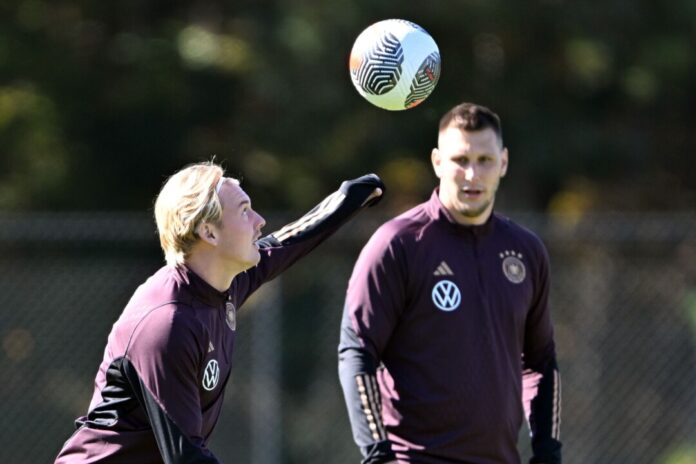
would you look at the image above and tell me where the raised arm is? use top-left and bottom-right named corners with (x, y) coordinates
top-left (233, 173), bottom-right (384, 305)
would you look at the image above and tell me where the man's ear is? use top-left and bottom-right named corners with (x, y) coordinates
top-left (196, 223), bottom-right (218, 245)
top-left (500, 147), bottom-right (509, 178)
top-left (431, 148), bottom-right (442, 178)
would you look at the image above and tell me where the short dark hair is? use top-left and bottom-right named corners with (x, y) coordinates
top-left (438, 102), bottom-right (503, 145)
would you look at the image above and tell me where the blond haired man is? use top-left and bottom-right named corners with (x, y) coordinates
top-left (55, 161), bottom-right (384, 463)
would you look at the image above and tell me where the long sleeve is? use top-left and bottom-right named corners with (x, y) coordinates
top-left (524, 361), bottom-right (562, 464)
top-left (338, 309), bottom-right (396, 464)
top-left (522, 240), bottom-right (562, 464)
top-left (122, 358), bottom-right (220, 463)
top-left (338, 222), bottom-right (406, 464)
top-left (122, 308), bottom-right (221, 464)
top-left (233, 173), bottom-right (384, 305)
top-left (56, 265), bottom-right (238, 464)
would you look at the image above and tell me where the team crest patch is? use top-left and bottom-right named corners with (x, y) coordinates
top-left (431, 280), bottom-right (461, 311)
top-left (202, 359), bottom-right (220, 391)
top-left (225, 301), bottom-right (237, 331)
top-left (500, 250), bottom-right (526, 284)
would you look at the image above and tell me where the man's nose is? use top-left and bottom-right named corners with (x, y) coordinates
top-left (464, 166), bottom-right (475, 182)
top-left (256, 212), bottom-right (266, 230)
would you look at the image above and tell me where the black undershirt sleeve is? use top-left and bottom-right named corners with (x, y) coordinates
top-left (237, 174), bottom-right (385, 303)
top-left (121, 358), bottom-right (220, 464)
top-left (526, 359), bottom-right (562, 464)
top-left (524, 241), bottom-right (562, 464)
top-left (338, 307), bottom-right (396, 464)
top-left (265, 173), bottom-right (385, 247)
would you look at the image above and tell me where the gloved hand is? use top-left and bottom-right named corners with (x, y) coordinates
top-left (530, 437), bottom-right (561, 464)
top-left (340, 173), bottom-right (385, 208)
top-left (360, 440), bottom-right (397, 464)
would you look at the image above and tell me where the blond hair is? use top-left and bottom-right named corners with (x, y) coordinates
top-left (154, 161), bottom-right (229, 266)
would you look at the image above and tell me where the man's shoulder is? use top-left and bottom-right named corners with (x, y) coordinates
top-left (126, 267), bottom-right (176, 307)
top-left (117, 300), bottom-right (205, 357)
top-left (120, 267), bottom-right (203, 331)
top-left (493, 213), bottom-right (548, 252)
top-left (375, 202), bottom-right (432, 241)
top-left (93, 266), bottom-right (208, 360)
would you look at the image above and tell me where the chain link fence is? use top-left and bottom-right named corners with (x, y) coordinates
top-left (1, 211), bottom-right (695, 464)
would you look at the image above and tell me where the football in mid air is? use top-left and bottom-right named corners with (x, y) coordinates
top-left (349, 19), bottom-right (441, 111)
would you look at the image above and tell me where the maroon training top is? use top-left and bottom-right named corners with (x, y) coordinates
top-left (339, 190), bottom-right (559, 463)
top-left (55, 174), bottom-right (384, 463)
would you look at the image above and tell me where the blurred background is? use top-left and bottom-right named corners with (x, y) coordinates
top-left (1, 1), bottom-right (695, 463)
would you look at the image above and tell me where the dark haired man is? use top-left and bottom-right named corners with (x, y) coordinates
top-left (339, 103), bottom-right (562, 463)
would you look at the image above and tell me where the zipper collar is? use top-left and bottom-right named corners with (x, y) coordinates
top-left (427, 188), bottom-right (495, 237)
top-left (174, 264), bottom-right (229, 308)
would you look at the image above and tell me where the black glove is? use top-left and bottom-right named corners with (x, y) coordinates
top-left (529, 438), bottom-right (562, 464)
top-left (361, 440), bottom-right (396, 464)
top-left (339, 173), bottom-right (385, 208)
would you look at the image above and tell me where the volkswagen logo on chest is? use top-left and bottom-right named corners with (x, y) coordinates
top-left (431, 280), bottom-right (461, 311)
top-left (202, 359), bottom-right (220, 391)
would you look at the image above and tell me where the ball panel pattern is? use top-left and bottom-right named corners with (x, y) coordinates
top-left (404, 52), bottom-right (441, 109)
top-left (352, 32), bottom-right (404, 96)
top-left (390, 19), bottom-right (426, 33)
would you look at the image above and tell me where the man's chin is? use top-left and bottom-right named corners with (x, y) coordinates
top-left (455, 202), bottom-right (493, 222)
top-left (240, 253), bottom-right (261, 270)
top-left (458, 204), bottom-right (488, 218)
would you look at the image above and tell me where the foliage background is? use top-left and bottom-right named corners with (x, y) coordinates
top-left (2, 0), bottom-right (694, 214)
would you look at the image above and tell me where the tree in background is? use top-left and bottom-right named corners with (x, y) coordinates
top-left (1, 0), bottom-right (694, 213)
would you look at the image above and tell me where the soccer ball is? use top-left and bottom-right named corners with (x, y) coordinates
top-left (349, 19), bottom-right (441, 111)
